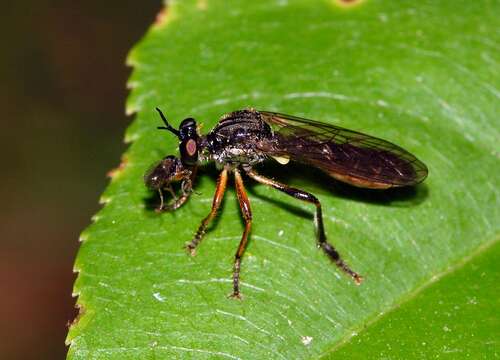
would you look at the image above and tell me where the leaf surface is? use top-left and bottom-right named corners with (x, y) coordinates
top-left (67, 1), bottom-right (499, 358)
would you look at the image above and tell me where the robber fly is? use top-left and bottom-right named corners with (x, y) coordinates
top-left (145, 108), bottom-right (428, 298)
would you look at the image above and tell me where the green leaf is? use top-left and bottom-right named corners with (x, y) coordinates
top-left (67, 0), bottom-right (499, 358)
top-left (329, 241), bottom-right (499, 359)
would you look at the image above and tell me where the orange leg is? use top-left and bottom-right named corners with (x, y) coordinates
top-left (186, 168), bottom-right (228, 255)
top-left (230, 168), bottom-right (252, 299)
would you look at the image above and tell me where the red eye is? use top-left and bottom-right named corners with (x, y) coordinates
top-left (186, 139), bottom-right (197, 156)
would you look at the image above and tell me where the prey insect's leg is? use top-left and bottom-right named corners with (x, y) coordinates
top-left (245, 168), bottom-right (362, 285)
top-left (231, 168), bottom-right (252, 299)
top-left (157, 185), bottom-right (177, 210)
top-left (165, 167), bottom-right (198, 211)
top-left (156, 185), bottom-right (178, 212)
top-left (157, 188), bottom-right (166, 211)
top-left (164, 188), bottom-right (188, 211)
top-left (186, 168), bottom-right (228, 255)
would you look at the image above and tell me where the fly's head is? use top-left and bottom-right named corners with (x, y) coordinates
top-left (146, 107), bottom-right (202, 211)
top-left (156, 107), bottom-right (200, 166)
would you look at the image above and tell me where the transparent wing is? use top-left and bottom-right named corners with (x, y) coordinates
top-left (258, 111), bottom-right (428, 188)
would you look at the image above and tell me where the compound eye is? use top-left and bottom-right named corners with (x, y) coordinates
top-left (185, 139), bottom-right (197, 156)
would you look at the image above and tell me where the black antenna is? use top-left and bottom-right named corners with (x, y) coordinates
top-left (156, 107), bottom-right (180, 137)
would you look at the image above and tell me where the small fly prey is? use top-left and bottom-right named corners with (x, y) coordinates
top-left (145, 108), bottom-right (428, 298)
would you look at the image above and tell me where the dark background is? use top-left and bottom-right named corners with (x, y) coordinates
top-left (0, 1), bottom-right (161, 358)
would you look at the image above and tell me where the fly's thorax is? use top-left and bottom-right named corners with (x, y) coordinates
top-left (205, 109), bottom-right (273, 166)
top-left (208, 128), bottom-right (271, 167)
top-left (212, 145), bottom-right (268, 168)
top-left (211, 110), bottom-right (273, 143)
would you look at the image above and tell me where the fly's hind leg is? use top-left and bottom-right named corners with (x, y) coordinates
top-left (230, 168), bottom-right (252, 299)
top-left (186, 168), bottom-right (228, 255)
top-left (245, 167), bottom-right (362, 285)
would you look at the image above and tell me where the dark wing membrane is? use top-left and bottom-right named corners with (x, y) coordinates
top-left (258, 111), bottom-right (428, 188)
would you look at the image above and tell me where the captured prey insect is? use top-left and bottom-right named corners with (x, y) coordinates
top-left (145, 108), bottom-right (428, 298)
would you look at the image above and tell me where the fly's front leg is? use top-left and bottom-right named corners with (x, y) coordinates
top-left (245, 168), bottom-right (362, 285)
top-left (186, 168), bottom-right (228, 255)
top-left (230, 168), bottom-right (252, 299)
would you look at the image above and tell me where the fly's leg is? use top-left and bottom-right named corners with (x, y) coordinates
top-left (186, 168), bottom-right (228, 255)
top-left (230, 168), bottom-right (252, 299)
top-left (245, 168), bottom-right (363, 285)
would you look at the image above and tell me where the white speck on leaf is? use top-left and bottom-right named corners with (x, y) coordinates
top-left (153, 292), bottom-right (165, 302)
top-left (301, 336), bottom-right (313, 346)
top-left (467, 297), bottom-right (478, 305)
top-left (377, 99), bottom-right (388, 107)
